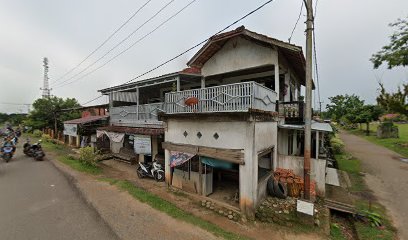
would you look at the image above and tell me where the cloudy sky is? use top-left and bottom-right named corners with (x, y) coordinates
top-left (0, 0), bottom-right (407, 113)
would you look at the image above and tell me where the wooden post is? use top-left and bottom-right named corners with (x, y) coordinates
top-left (201, 77), bottom-right (205, 89)
top-left (176, 76), bottom-right (180, 91)
top-left (316, 131), bottom-right (319, 160)
top-left (198, 156), bottom-right (203, 195)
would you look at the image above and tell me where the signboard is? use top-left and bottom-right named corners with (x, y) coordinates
top-left (63, 124), bottom-right (78, 137)
top-left (296, 200), bottom-right (314, 216)
top-left (133, 135), bottom-right (151, 155)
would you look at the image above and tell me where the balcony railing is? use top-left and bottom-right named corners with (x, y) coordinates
top-left (278, 101), bottom-right (305, 123)
top-left (165, 81), bottom-right (277, 114)
top-left (110, 103), bottom-right (165, 126)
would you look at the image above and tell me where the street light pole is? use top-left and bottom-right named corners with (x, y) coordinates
top-left (304, 0), bottom-right (314, 200)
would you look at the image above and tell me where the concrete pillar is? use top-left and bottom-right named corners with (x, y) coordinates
top-left (239, 121), bottom-right (257, 219)
top-left (164, 149), bottom-right (171, 187)
top-left (76, 135), bottom-right (80, 147)
top-left (176, 76), bottom-right (180, 92)
top-left (201, 77), bottom-right (205, 88)
top-left (284, 71), bottom-right (291, 102)
top-left (136, 87), bottom-right (139, 120)
top-left (316, 131), bottom-right (319, 160)
top-left (274, 64), bottom-right (279, 100)
top-left (68, 136), bottom-right (72, 146)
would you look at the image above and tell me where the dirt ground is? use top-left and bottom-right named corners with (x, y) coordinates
top-left (100, 160), bottom-right (325, 240)
top-left (340, 131), bottom-right (408, 240)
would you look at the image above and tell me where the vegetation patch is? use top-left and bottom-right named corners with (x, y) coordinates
top-left (99, 178), bottom-right (249, 240)
top-left (58, 155), bottom-right (102, 175)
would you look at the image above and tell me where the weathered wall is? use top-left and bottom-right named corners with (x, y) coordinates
top-left (201, 37), bottom-right (278, 77)
top-left (277, 155), bottom-right (326, 196)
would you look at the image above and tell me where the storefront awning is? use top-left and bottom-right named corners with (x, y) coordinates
top-left (97, 126), bottom-right (164, 136)
top-left (201, 156), bottom-right (235, 169)
top-left (278, 121), bottom-right (333, 132)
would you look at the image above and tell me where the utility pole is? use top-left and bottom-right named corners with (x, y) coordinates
top-left (304, 0), bottom-right (314, 200)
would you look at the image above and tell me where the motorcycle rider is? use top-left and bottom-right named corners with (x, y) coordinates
top-left (2, 136), bottom-right (16, 154)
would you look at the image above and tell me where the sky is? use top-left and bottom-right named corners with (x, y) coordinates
top-left (0, 0), bottom-right (407, 113)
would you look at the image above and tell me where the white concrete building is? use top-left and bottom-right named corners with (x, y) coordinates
top-left (98, 26), bottom-right (332, 218)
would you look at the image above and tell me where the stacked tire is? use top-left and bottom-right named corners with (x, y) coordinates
top-left (267, 177), bottom-right (287, 199)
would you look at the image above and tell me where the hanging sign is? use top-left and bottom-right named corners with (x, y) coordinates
top-left (134, 135), bottom-right (151, 155)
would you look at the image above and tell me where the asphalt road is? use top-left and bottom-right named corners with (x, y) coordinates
top-left (0, 145), bottom-right (118, 240)
top-left (340, 132), bottom-right (408, 240)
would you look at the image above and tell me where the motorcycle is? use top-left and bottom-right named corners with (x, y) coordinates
top-left (23, 140), bottom-right (45, 161)
top-left (1, 146), bottom-right (14, 162)
top-left (136, 160), bottom-right (165, 182)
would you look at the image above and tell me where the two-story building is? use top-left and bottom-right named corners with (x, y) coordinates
top-left (97, 26), bottom-right (332, 217)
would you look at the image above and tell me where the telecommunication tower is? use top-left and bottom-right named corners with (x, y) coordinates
top-left (41, 57), bottom-right (52, 98)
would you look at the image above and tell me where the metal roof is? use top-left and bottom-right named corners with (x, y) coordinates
top-left (63, 115), bottom-right (108, 125)
top-left (187, 26), bottom-right (308, 87)
top-left (98, 71), bottom-right (201, 94)
top-left (279, 121), bottom-right (333, 132)
top-left (97, 126), bottom-right (164, 136)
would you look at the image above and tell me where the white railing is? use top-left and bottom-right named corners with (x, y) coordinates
top-left (165, 81), bottom-right (277, 114)
top-left (110, 103), bottom-right (165, 125)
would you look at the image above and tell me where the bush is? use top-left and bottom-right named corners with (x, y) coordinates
top-left (33, 129), bottom-right (43, 138)
top-left (79, 147), bottom-right (99, 167)
top-left (330, 136), bottom-right (345, 154)
top-left (41, 134), bottom-right (52, 143)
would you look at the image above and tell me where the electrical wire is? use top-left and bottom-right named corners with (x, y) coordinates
top-left (55, 0), bottom-right (196, 89)
top-left (80, 0), bottom-right (275, 105)
top-left (52, 0), bottom-right (152, 86)
top-left (52, 0), bottom-right (176, 88)
top-left (312, 0), bottom-right (321, 110)
top-left (288, 0), bottom-right (303, 43)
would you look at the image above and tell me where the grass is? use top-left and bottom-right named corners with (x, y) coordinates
top-left (99, 178), bottom-right (250, 240)
top-left (350, 123), bottom-right (408, 158)
top-left (58, 155), bottom-right (102, 175)
top-left (334, 151), bottom-right (397, 240)
top-left (330, 223), bottom-right (347, 240)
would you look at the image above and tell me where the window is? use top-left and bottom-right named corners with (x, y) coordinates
top-left (258, 147), bottom-right (274, 181)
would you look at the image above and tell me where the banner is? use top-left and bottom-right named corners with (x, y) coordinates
top-left (134, 135), bottom-right (151, 155)
top-left (170, 151), bottom-right (195, 167)
top-left (63, 124), bottom-right (78, 137)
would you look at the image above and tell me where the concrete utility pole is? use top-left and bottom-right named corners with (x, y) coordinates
top-left (304, 0), bottom-right (314, 200)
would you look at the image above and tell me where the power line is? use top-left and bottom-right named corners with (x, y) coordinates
top-left (53, 0), bottom-right (176, 89)
top-left (288, 0), bottom-right (303, 43)
top-left (55, 0), bottom-right (195, 89)
top-left (81, 0), bottom-right (275, 105)
top-left (312, 2), bottom-right (321, 108)
top-left (51, 0), bottom-right (153, 86)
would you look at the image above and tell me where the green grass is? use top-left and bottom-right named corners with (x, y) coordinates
top-left (99, 178), bottom-right (250, 240)
top-left (354, 200), bottom-right (396, 240)
top-left (351, 123), bottom-right (408, 158)
top-left (330, 223), bottom-right (347, 240)
top-left (58, 155), bottom-right (102, 175)
top-left (335, 153), bottom-right (365, 192)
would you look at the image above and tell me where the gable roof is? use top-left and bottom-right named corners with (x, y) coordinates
top-left (187, 26), bottom-right (307, 86)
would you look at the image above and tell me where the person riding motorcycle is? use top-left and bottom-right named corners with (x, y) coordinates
top-left (2, 137), bottom-right (16, 154)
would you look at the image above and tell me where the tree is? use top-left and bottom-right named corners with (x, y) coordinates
top-left (354, 105), bottom-right (384, 135)
top-left (371, 17), bottom-right (408, 69)
top-left (376, 83), bottom-right (408, 116)
top-left (326, 94), bottom-right (365, 122)
top-left (25, 97), bottom-right (81, 132)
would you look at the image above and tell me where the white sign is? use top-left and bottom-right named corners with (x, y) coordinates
top-left (133, 135), bottom-right (151, 155)
top-left (296, 200), bottom-right (314, 216)
top-left (63, 124), bottom-right (78, 137)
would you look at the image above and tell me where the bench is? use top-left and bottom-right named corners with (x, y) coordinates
top-left (112, 147), bottom-right (138, 165)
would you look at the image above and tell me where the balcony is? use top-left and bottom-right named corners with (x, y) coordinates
top-left (278, 101), bottom-right (305, 123)
top-left (165, 81), bottom-right (277, 114)
top-left (110, 103), bottom-right (165, 127)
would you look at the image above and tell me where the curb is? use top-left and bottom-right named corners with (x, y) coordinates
top-left (48, 158), bottom-right (121, 240)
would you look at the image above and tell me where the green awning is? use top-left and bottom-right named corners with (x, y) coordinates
top-left (201, 156), bottom-right (235, 169)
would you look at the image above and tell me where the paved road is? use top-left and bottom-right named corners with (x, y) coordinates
top-left (340, 132), bottom-right (408, 240)
top-left (0, 146), bottom-right (118, 240)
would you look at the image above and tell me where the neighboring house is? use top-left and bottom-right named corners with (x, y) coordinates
top-left (97, 26), bottom-right (332, 218)
top-left (62, 104), bottom-right (108, 147)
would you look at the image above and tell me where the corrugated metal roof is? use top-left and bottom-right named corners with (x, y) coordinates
top-left (97, 126), bottom-right (164, 136)
top-left (63, 115), bottom-right (108, 125)
top-left (279, 121), bottom-right (333, 132)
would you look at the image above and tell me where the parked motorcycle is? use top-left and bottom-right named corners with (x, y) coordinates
top-left (23, 139), bottom-right (45, 161)
top-left (1, 146), bottom-right (14, 162)
top-left (136, 160), bottom-right (165, 181)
